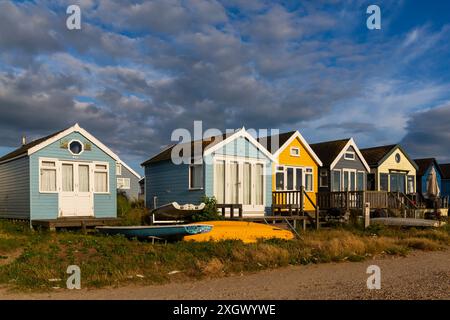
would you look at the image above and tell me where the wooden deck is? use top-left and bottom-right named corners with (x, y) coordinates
top-left (32, 217), bottom-right (121, 230)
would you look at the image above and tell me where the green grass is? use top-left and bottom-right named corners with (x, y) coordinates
top-left (0, 219), bottom-right (448, 291)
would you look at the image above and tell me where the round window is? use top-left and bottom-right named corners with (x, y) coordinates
top-left (69, 140), bottom-right (83, 155)
top-left (395, 153), bottom-right (401, 163)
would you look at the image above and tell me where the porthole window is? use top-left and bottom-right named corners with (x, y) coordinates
top-left (395, 153), bottom-right (401, 163)
top-left (69, 140), bottom-right (83, 155)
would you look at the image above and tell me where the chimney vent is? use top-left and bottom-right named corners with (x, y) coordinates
top-left (22, 135), bottom-right (26, 146)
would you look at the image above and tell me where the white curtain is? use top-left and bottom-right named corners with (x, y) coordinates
top-left (227, 162), bottom-right (239, 204)
top-left (41, 169), bottom-right (56, 192)
top-left (78, 165), bottom-right (90, 192)
top-left (255, 164), bottom-right (263, 205)
top-left (243, 163), bottom-right (251, 205)
top-left (62, 164), bottom-right (74, 192)
top-left (214, 161), bottom-right (225, 204)
top-left (95, 172), bottom-right (108, 193)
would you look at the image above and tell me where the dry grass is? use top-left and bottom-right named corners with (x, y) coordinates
top-left (0, 220), bottom-right (448, 290)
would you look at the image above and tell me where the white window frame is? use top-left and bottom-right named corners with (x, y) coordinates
top-left (68, 139), bottom-right (84, 156)
top-left (117, 177), bottom-right (131, 190)
top-left (39, 158), bottom-right (59, 194)
top-left (93, 161), bottom-right (110, 194)
top-left (116, 163), bottom-right (122, 176)
top-left (319, 169), bottom-right (329, 188)
top-left (290, 147), bottom-right (300, 157)
top-left (189, 164), bottom-right (204, 190)
top-left (277, 165), bottom-right (314, 192)
top-left (342, 168), bottom-right (357, 191)
top-left (304, 168), bottom-right (314, 192)
top-left (344, 151), bottom-right (356, 161)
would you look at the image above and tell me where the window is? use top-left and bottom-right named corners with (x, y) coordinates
top-left (357, 172), bottom-right (365, 191)
top-left (305, 168), bottom-right (313, 192)
top-left (319, 169), bottom-right (328, 187)
top-left (68, 140), bottom-right (83, 155)
top-left (332, 170), bottom-right (341, 192)
top-left (286, 168), bottom-right (294, 190)
top-left (275, 166), bottom-right (284, 191)
top-left (94, 163), bottom-right (109, 193)
top-left (380, 173), bottom-right (389, 191)
top-left (407, 175), bottom-right (415, 194)
top-left (40, 160), bottom-right (57, 192)
top-left (390, 173), bottom-right (406, 193)
top-left (290, 147), bottom-right (300, 157)
top-left (117, 178), bottom-right (131, 190)
top-left (116, 163), bottom-right (122, 176)
top-left (189, 165), bottom-right (203, 189)
top-left (344, 151), bottom-right (356, 160)
top-left (395, 153), bottom-right (401, 163)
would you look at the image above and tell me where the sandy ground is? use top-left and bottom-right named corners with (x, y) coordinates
top-left (0, 249), bottom-right (449, 300)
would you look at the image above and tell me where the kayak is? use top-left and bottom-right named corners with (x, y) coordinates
top-left (152, 202), bottom-right (206, 220)
top-left (96, 224), bottom-right (213, 240)
top-left (184, 221), bottom-right (294, 243)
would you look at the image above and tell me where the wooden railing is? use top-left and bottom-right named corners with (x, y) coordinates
top-left (272, 187), bottom-right (320, 229)
top-left (317, 191), bottom-right (390, 210)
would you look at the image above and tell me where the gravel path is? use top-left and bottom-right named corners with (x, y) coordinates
top-left (1, 249), bottom-right (449, 300)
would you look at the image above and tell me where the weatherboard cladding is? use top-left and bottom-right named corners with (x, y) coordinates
top-left (144, 136), bottom-right (272, 211)
top-left (0, 156), bottom-right (30, 219)
top-left (118, 164), bottom-right (140, 200)
top-left (29, 131), bottom-right (117, 220)
top-left (311, 140), bottom-right (368, 192)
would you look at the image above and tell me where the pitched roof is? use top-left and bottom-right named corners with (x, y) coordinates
top-left (257, 131), bottom-right (296, 154)
top-left (141, 132), bottom-right (235, 166)
top-left (360, 144), bottom-right (397, 166)
top-left (310, 138), bottom-right (351, 167)
top-left (439, 164), bottom-right (450, 179)
top-left (413, 158), bottom-right (441, 177)
top-left (0, 128), bottom-right (67, 163)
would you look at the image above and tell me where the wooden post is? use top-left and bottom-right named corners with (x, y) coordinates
top-left (315, 205), bottom-right (320, 230)
top-left (364, 202), bottom-right (371, 229)
top-left (300, 186), bottom-right (305, 215)
top-left (230, 205), bottom-right (234, 219)
top-left (239, 205), bottom-right (243, 219)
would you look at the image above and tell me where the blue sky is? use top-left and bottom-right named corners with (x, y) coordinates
top-left (1, 0), bottom-right (450, 174)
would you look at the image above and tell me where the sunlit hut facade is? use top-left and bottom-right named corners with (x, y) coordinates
top-left (259, 131), bottom-right (322, 211)
top-left (360, 144), bottom-right (418, 194)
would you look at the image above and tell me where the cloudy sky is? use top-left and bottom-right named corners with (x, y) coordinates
top-left (1, 0), bottom-right (450, 173)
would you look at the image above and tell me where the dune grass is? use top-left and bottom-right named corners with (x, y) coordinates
top-left (0, 220), bottom-right (448, 291)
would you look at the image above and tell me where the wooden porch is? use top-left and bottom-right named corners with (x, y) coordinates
top-left (271, 187), bottom-right (321, 229)
top-left (32, 217), bottom-right (121, 231)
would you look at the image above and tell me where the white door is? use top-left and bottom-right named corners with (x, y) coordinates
top-left (215, 158), bottom-right (266, 213)
top-left (59, 162), bottom-right (94, 217)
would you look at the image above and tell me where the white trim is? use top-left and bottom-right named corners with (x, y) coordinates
top-left (272, 131), bottom-right (323, 166)
top-left (329, 138), bottom-right (371, 172)
top-left (28, 123), bottom-right (121, 162)
top-left (93, 161), bottom-right (110, 194)
top-left (203, 128), bottom-right (276, 163)
top-left (68, 139), bottom-right (84, 156)
top-left (290, 147), bottom-right (300, 157)
top-left (39, 157), bottom-right (59, 194)
top-left (116, 163), bottom-right (122, 176)
top-left (275, 165), bottom-right (314, 192)
top-left (117, 177), bottom-right (131, 190)
top-left (344, 151), bottom-right (355, 161)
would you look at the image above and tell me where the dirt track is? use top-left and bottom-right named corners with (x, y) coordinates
top-left (1, 249), bottom-right (449, 300)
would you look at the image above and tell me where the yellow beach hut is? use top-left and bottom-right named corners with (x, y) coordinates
top-left (259, 131), bottom-right (323, 213)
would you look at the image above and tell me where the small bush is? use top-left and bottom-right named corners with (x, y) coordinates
top-left (191, 196), bottom-right (223, 222)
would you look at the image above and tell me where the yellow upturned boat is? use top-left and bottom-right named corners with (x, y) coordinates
top-left (183, 221), bottom-right (294, 243)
